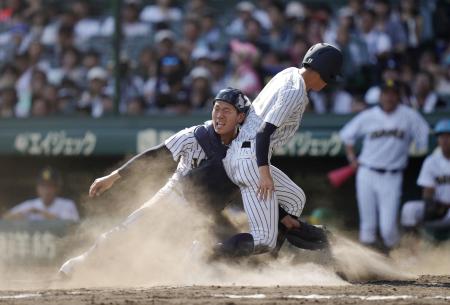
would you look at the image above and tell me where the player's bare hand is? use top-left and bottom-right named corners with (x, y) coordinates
top-left (89, 171), bottom-right (121, 198)
top-left (258, 165), bottom-right (274, 201)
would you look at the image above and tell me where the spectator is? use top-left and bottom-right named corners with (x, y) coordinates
top-left (188, 66), bottom-right (213, 110)
top-left (410, 70), bottom-right (446, 113)
top-left (154, 29), bottom-right (176, 58)
top-left (30, 95), bottom-right (50, 116)
top-left (243, 17), bottom-right (271, 55)
top-left (357, 8), bottom-right (392, 64)
top-left (197, 9), bottom-right (222, 50)
top-left (77, 66), bottom-right (111, 117)
top-left (56, 87), bottom-right (78, 114)
top-left (3, 167), bottom-right (79, 222)
top-left (228, 39), bottom-right (261, 99)
top-left (401, 119), bottom-right (450, 238)
top-left (47, 46), bottom-right (83, 86)
top-left (399, 0), bottom-right (424, 48)
top-left (209, 52), bottom-right (231, 95)
top-left (340, 79), bottom-right (429, 254)
top-left (100, 1), bottom-right (150, 38)
top-left (373, 0), bottom-right (408, 53)
top-left (0, 86), bottom-right (18, 118)
top-left (126, 96), bottom-right (146, 115)
top-left (71, 0), bottom-right (101, 47)
top-left (226, 1), bottom-right (255, 38)
top-left (139, 0), bottom-right (182, 25)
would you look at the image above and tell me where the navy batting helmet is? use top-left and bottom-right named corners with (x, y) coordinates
top-left (214, 88), bottom-right (251, 115)
top-left (301, 43), bottom-right (343, 84)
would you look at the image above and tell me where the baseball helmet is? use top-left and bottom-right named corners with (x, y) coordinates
top-left (214, 87), bottom-right (251, 115)
top-left (301, 43), bottom-right (343, 84)
top-left (434, 119), bottom-right (450, 135)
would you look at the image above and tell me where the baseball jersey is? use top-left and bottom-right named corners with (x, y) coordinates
top-left (238, 67), bottom-right (309, 147)
top-left (164, 125), bottom-right (207, 177)
top-left (417, 149), bottom-right (450, 204)
top-left (9, 197), bottom-right (79, 221)
top-left (340, 104), bottom-right (429, 170)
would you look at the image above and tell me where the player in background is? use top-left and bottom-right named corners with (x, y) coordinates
top-left (401, 119), bottom-right (450, 235)
top-left (3, 167), bottom-right (79, 222)
top-left (340, 79), bottom-right (430, 254)
top-left (218, 43), bottom-right (343, 256)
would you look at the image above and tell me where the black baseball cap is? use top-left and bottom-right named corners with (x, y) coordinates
top-left (37, 167), bottom-right (62, 186)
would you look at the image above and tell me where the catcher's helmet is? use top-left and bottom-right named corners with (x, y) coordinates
top-left (434, 119), bottom-right (450, 135)
top-left (301, 43), bottom-right (343, 84)
top-left (214, 88), bottom-right (251, 115)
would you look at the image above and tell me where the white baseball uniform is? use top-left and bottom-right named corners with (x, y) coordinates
top-left (401, 149), bottom-right (450, 229)
top-left (223, 67), bottom-right (308, 251)
top-left (8, 197), bottom-right (79, 221)
top-left (340, 104), bottom-right (429, 247)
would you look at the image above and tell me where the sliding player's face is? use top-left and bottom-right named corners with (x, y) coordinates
top-left (212, 101), bottom-right (245, 135)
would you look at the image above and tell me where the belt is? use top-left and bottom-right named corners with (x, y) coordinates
top-left (241, 141), bottom-right (251, 148)
top-left (363, 165), bottom-right (403, 174)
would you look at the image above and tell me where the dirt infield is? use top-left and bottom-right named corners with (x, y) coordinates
top-left (0, 275), bottom-right (448, 305)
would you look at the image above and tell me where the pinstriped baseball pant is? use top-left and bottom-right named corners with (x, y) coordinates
top-left (223, 139), bottom-right (306, 252)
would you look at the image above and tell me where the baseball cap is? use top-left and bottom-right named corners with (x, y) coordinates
top-left (37, 167), bottom-right (62, 186)
top-left (236, 1), bottom-right (255, 12)
top-left (380, 79), bottom-right (400, 93)
top-left (190, 66), bottom-right (211, 80)
top-left (87, 67), bottom-right (108, 81)
top-left (154, 29), bottom-right (175, 44)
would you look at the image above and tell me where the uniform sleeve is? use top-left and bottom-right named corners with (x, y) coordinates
top-left (417, 156), bottom-right (435, 188)
top-left (339, 112), bottom-right (366, 145)
top-left (264, 82), bottom-right (306, 127)
top-left (9, 201), bottom-right (33, 214)
top-left (410, 110), bottom-right (430, 153)
top-left (164, 127), bottom-right (196, 162)
top-left (59, 200), bottom-right (80, 221)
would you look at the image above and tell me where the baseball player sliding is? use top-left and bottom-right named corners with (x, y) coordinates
top-left (340, 80), bottom-right (429, 254)
top-left (217, 43), bottom-right (343, 257)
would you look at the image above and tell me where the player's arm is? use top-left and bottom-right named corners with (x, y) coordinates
top-left (344, 144), bottom-right (359, 169)
top-left (89, 143), bottom-right (174, 197)
top-left (256, 122), bottom-right (277, 201)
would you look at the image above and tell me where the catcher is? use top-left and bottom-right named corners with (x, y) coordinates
top-left (59, 88), bottom-right (329, 277)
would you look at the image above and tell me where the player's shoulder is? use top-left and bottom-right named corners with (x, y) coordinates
top-left (16, 198), bottom-right (38, 208)
top-left (425, 148), bottom-right (444, 165)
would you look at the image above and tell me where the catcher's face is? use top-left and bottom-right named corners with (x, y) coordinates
top-left (212, 101), bottom-right (244, 136)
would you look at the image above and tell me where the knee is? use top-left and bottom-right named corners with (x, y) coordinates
top-left (401, 202), bottom-right (422, 227)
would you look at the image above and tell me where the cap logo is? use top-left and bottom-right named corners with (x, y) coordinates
top-left (305, 57), bottom-right (313, 64)
top-left (42, 170), bottom-right (51, 180)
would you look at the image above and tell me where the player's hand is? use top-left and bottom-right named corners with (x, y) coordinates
top-left (89, 170), bottom-right (121, 198)
top-left (349, 159), bottom-right (359, 169)
top-left (258, 165), bottom-right (274, 201)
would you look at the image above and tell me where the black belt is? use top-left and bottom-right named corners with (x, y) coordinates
top-left (241, 141), bottom-right (251, 148)
top-left (363, 165), bottom-right (403, 174)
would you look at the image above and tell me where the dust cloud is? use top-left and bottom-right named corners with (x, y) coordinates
top-left (1, 164), bottom-right (449, 289)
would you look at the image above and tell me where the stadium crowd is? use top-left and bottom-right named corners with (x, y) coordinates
top-left (0, 0), bottom-right (449, 117)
